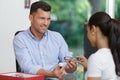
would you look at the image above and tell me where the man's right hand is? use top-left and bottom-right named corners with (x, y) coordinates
top-left (52, 66), bottom-right (67, 79)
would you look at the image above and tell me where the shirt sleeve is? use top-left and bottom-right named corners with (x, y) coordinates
top-left (13, 35), bottom-right (42, 74)
top-left (57, 33), bottom-right (71, 62)
top-left (87, 54), bottom-right (102, 77)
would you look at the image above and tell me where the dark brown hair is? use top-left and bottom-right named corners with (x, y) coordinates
top-left (30, 1), bottom-right (51, 14)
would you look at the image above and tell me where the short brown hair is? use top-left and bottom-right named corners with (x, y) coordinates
top-left (30, 1), bottom-right (51, 14)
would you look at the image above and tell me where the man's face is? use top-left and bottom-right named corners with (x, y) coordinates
top-left (30, 8), bottom-right (51, 35)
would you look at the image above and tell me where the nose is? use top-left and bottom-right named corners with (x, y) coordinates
top-left (43, 19), bottom-right (48, 26)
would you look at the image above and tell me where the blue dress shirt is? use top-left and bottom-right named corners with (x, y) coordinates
top-left (13, 28), bottom-right (71, 80)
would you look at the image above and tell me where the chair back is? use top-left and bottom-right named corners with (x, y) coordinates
top-left (14, 30), bottom-right (24, 72)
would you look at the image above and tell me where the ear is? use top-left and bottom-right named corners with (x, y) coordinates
top-left (29, 14), bottom-right (33, 21)
top-left (91, 25), bottom-right (97, 35)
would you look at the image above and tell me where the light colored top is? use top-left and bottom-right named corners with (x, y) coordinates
top-left (86, 48), bottom-right (118, 80)
top-left (13, 28), bottom-right (70, 80)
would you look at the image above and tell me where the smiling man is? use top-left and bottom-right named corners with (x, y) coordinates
top-left (13, 1), bottom-right (77, 80)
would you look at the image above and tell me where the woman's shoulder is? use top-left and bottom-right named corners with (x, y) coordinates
top-left (89, 48), bottom-right (111, 59)
top-left (88, 48), bottom-right (113, 67)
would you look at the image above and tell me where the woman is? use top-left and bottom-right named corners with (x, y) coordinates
top-left (77, 12), bottom-right (120, 80)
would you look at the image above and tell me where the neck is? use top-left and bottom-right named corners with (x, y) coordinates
top-left (30, 27), bottom-right (44, 39)
top-left (97, 36), bottom-right (109, 49)
top-left (36, 33), bottom-right (44, 39)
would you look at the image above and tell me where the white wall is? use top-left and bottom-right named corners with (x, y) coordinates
top-left (0, 0), bottom-right (37, 73)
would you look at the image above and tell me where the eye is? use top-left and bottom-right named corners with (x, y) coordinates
top-left (47, 18), bottom-right (51, 21)
top-left (39, 17), bottom-right (44, 20)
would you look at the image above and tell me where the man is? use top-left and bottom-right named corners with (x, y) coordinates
top-left (13, 1), bottom-right (77, 80)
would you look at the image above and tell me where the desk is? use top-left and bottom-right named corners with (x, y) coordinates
top-left (0, 72), bottom-right (44, 80)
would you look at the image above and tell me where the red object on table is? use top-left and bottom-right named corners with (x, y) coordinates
top-left (0, 72), bottom-right (44, 80)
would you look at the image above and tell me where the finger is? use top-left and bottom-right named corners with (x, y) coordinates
top-left (54, 65), bottom-right (59, 70)
top-left (76, 56), bottom-right (84, 60)
top-left (65, 64), bottom-right (70, 69)
top-left (61, 72), bottom-right (66, 79)
top-left (77, 61), bottom-right (84, 65)
top-left (67, 61), bottom-right (76, 69)
top-left (67, 62), bottom-right (73, 69)
top-left (59, 69), bottom-right (66, 79)
top-left (65, 60), bottom-right (72, 68)
top-left (77, 60), bottom-right (87, 68)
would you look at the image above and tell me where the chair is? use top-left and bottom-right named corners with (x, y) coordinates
top-left (14, 30), bottom-right (24, 72)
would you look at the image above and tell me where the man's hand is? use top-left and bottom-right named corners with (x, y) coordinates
top-left (37, 66), bottom-right (66, 79)
top-left (65, 59), bottom-right (77, 73)
top-left (52, 66), bottom-right (67, 79)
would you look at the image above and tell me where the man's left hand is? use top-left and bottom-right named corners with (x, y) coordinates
top-left (65, 59), bottom-right (77, 73)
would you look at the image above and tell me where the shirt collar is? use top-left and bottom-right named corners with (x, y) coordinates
top-left (27, 28), bottom-right (48, 40)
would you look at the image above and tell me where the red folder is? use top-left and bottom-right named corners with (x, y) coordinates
top-left (0, 72), bottom-right (44, 80)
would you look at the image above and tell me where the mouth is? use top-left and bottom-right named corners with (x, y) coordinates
top-left (41, 25), bottom-right (47, 28)
top-left (40, 25), bottom-right (48, 32)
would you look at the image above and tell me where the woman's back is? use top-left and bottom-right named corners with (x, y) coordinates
top-left (86, 48), bottom-right (117, 80)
